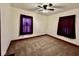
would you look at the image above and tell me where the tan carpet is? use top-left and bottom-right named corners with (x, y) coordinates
top-left (6, 35), bottom-right (79, 56)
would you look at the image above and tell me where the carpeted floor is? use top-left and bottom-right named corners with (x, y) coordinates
top-left (6, 35), bottom-right (79, 56)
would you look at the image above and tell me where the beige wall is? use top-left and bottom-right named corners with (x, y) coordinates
top-left (0, 4), bottom-right (14, 55)
top-left (47, 8), bottom-right (79, 46)
top-left (11, 7), bottom-right (48, 40)
top-left (0, 5), bottom-right (48, 55)
top-left (0, 6), bottom-right (48, 55)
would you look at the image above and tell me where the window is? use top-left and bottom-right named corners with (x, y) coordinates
top-left (57, 15), bottom-right (76, 39)
top-left (19, 14), bottom-right (33, 35)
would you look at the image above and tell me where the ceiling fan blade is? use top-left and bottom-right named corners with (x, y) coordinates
top-left (48, 9), bottom-right (54, 11)
top-left (38, 5), bottom-right (43, 8)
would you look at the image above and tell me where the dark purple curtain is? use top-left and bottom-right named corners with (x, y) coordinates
top-left (57, 15), bottom-right (76, 39)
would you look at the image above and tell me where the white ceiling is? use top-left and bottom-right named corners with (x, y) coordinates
top-left (10, 3), bottom-right (79, 15)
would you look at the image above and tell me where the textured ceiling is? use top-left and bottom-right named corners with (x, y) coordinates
top-left (10, 3), bottom-right (79, 15)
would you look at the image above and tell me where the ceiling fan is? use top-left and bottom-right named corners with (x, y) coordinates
top-left (37, 3), bottom-right (54, 11)
top-left (36, 3), bottom-right (63, 13)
